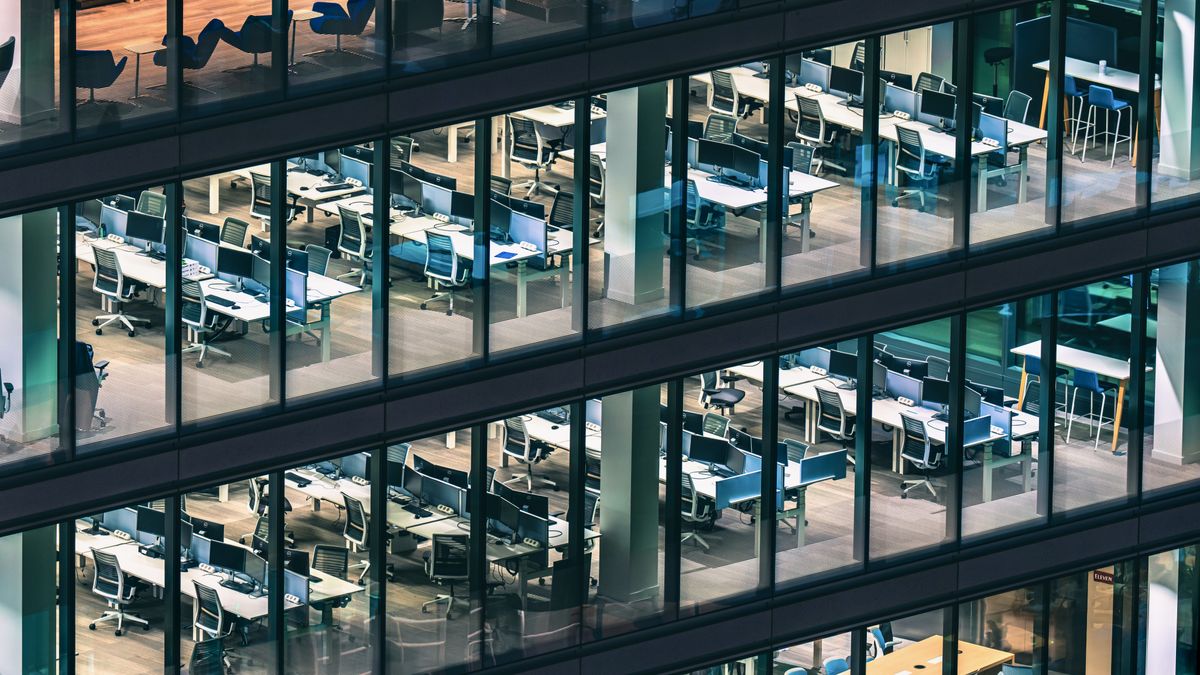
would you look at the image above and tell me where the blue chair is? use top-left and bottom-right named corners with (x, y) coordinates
top-left (823, 657), bottom-right (851, 675)
top-left (1021, 354), bottom-right (1068, 414)
top-left (222, 13), bottom-right (290, 70)
top-left (76, 50), bottom-right (127, 104)
top-left (310, 0), bottom-right (375, 58)
top-left (420, 231), bottom-right (470, 316)
top-left (155, 19), bottom-right (225, 91)
top-left (1002, 665), bottom-right (1034, 674)
top-left (1082, 85), bottom-right (1132, 167)
top-left (1063, 75), bottom-right (1090, 155)
top-left (1067, 369), bottom-right (1117, 451)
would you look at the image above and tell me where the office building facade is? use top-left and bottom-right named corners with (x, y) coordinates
top-left (1, 0), bottom-right (1199, 671)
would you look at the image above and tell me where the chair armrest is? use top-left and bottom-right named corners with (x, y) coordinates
top-left (312, 1), bottom-right (348, 14)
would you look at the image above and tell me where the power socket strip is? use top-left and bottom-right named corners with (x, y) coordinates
top-left (198, 563), bottom-right (215, 574)
top-left (810, 366), bottom-right (827, 376)
top-left (113, 530), bottom-right (131, 540)
top-left (897, 397), bottom-right (916, 407)
top-left (893, 110), bottom-right (911, 121)
top-left (523, 537), bottom-right (542, 548)
top-left (435, 504), bottom-right (454, 514)
top-left (804, 83), bottom-right (823, 93)
top-left (351, 475), bottom-right (368, 486)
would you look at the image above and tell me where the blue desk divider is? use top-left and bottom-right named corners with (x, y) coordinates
top-left (713, 469), bottom-right (786, 510)
top-left (103, 506), bottom-right (138, 538)
top-left (799, 449), bottom-right (847, 486)
top-left (743, 450), bottom-right (762, 474)
top-left (964, 415), bottom-right (992, 447)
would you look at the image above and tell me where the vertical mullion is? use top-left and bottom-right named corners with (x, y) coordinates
top-left (1127, 271), bottom-right (1148, 498)
top-left (664, 378), bottom-right (683, 618)
top-left (61, 0), bottom-right (75, 138)
top-left (1135, 0), bottom-right (1155, 210)
top-left (946, 313), bottom-right (966, 543)
top-left (369, 445), bottom-right (387, 675)
top-left (1047, 2), bottom-right (1067, 229)
top-left (270, 160), bottom-right (287, 407)
top-left (1037, 292), bottom-right (1058, 519)
top-left (468, 425), bottom-right (487, 647)
top-left (943, 602), bottom-right (959, 675)
top-left (1036, 579), bottom-right (1051, 674)
top-left (377, 0), bottom-right (392, 81)
top-left (572, 96), bottom-right (589, 336)
top-left (273, 0), bottom-right (289, 96)
top-left (765, 56), bottom-right (784, 293)
top-left (372, 139), bottom-right (389, 382)
top-left (269, 470), bottom-right (286, 671)
top-left (853, 335), bottom-right (872, 566)
top-left (473, 117), bottom-right (492, 361)
top-left (59, 205), bottom-right (77, 463)
top-left (758, 355), bottom-right (779, 594)
top-left (164, 495), bottom-right (181, 671)
top-left (477, 0), bottom-right (493, 57)
top-left (670, 77), bottom-right (688, 316)
top-left (166, 0), bottom-right (181, 117)
top-left (952, 18), bottom-right (972, 253)
top-left (567, 399), bottom-right (586, 642)
top-left (166, 182), bottom-right (183, 432)
top-left (58, 521), bottom-right (75, 675)
top-left (862, 37), bottom-right (880, 272)
top-left (850, 628), bottom-right (868, 672)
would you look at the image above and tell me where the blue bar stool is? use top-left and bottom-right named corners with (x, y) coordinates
top-left (1082, 85), bottom-right (1132, 167)
top-left (1021, 354), bottom-right (1068, 415)
top-left (1067, 369), bottom-right (1116, 451)
top-left (1064, 75), bottom-right (1091, 156)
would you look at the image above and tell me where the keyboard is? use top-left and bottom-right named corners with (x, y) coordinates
top-left (316, 182), bottom-right (352, 192)
top-left (207, 295), bottom-right (236, 307)
top-left (220, 578), bottom-right (256, 594)
top-left (403, 503), bottom-right (434, 518)
top-left (537, 410), bottom-right (569, 425)
top-left (285, 471), bottom-right (311, 487)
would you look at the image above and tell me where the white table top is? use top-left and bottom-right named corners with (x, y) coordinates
top-left (658, 456), bottom-right (810, 503)
top-left (404, 513), bottom-right (598, 562)
top-left (724, 362), bottom-right (830, 390)
top-left (285, 468), bottom-right (456, 531)
top-left (234, 164), bottom-right (367, 202)
top-left (1033, 57), bottom-right (1158, 93)
top-left (686, 167), bottom-right (838, 210)
top-left (692, 67), bottom-right (772, 104)
top-left (1011, 340), bottom-right (1132, 381)
top-left (76, 234), bottom-right (175, 289)
top-left (513, 103), bottom-right (606, 128)
top-left (521, 414), bottom-right (602, 458)
top-left (390, 218), bottom-right (576, 266)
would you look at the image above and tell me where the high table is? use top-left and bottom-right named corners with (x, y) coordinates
top-left (865, 635), bottom-right (1013, 674)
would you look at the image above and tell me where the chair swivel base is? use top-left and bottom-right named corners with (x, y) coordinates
top-left (183, 342), bottom-right (231, 368)
top-left (422, 593), bottom-right (459, 619)
top-left (337, 267), bottom-right (369, 287)
top-left (681, 530), bottom-right (710, 551)
top-left (90, 607), bottom-right (150, 636)
top-left (900, 477), bottom-right (937, 500)
top-left (421, 290), bottom-right (458, 316)
top-left (93, 312), bottom-right (150, 337)
top-left (503, 471), bottom-right (557, 491)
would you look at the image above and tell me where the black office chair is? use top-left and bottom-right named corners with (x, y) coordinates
top-left (390, 613), bottom-right (449, 672)
top-left (0, 37), bottom-right (14, 110)
top-left (702, 113), bottom-right (738, 143)
top-left (708, 69), bottom-right (760, 119)
top-left (74, 341), bottom-right (110, 433)
top-left (249, 171), bottom-right (300, 232)
top-left (681, 473), bottom-right (715, 550)
top-left (306, 244), bottom-right (333, 276)
top-left (247, 476), bottom-right (292, 518)
top-left (186, 638), bottom-right (228, 675)
top-left (181, 280), bottom-right (230, 368)
top-left (893, 125), bottom-right (949, 212)
top-left (336, 205), bottom-right (372, 287)
top-left (915, 72), bottom-right (944, 94)
top-left (699, 371), bottom-right (745, 415)
top-left (422, 533), bottom-right (469, 619)
top-left (899, 414), bottom-right (944, 500)
top-left (220, 217), bottom-right (249, 248)
top-left (88, 548), bottom-right (149, 636)
top-left (421, 231), bottom-right (470, 316)
top-left (91, 247), bottom-right (150, 337)
top-left (815, 386), bottom-right (856, 458)
top-left (548, 190), bottom-right (574, 231)
top-left (490, 175), bottom-right (513, 196)
top-left (795, 94), bottom-right (844, 174)
top-left (194, 580), bottom-right (243, 648)
top-left (501, 417), bottom-right (555, 491)
top-left (311, 544), bottom-right (353, 627)
top-left (508, 116), bottom-right (560, 198)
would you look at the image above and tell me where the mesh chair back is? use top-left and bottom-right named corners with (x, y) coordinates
top-left (816, 387), bottom-right (845, 425)
top-left (702, 113), bottom-right (737, 143)
top-left (387, 442), bottom-right (411, 465)
top-left (221, 217), bottom-right (248, 247)
top-left (709, 70), bottom-right (737, 115)
top-left (423, 231), bottom-right (458, 284)
top-left (681, 473), bottom-right (700, 517)
top-left (788, 141), bottom-right (815, 174)
top-left (490, 175), bottom-right (512, 196)
top-left (915, 72), bottom-right (944, 93)
top-left (796, 95), bottom-right (825, 143)
top-left (589, 154), bottom-right (605, 203)
top-left (93, 247), bottom-right (123, 296)
top-left (92, 549), bottom-right (125, 601)
top-left (337, 206), bottom-right (367, 256)
top-left (188, 639), bottom-right (227, 675)
top-left (343, 493), bottom-right (369, 545)
top-left (1003, 90), bottom-right (1032, 125)
top-left (248, 476), bottom-right (265, 514)
top-left (549, 190), bottom-right (574, 230)
top-left (312, 544), bottom-right (350, 579)
top-left (504, 417), bottom-right (530, 458)
top-left (392, 615), bottom-right (448, 672)
top-left (896, 126), bottom-right (927, 175)
top-left (250, 172), bottom-right (272, 218)
top-left (193, 581), bottom-right (225, 635)
top-left (306, 244), bottom-right (332, 275)
top-left (509, 117), bottom-right (543, 164)
top-left (391, 136), bottom-right (415, 165)
top-left (851, 41), bottom-right (867, 70)
top-left (430, 534), bottom-right (469, 581)
top-left (900, 414), bottom-right (930, 459)
top-left (784, 439), bottom-right (808, 463)
top-left (0, 37), bottom-right (14, 79)
top-left (137, 191), bottom-right (167, 218)
top-left (182, 280), bottom-right (206, 328)
top-left (582, 490), bottom-right (600, 526)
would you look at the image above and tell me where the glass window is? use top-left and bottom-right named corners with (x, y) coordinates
top-left (876, 22), bottom-right (962, 267)
top-left (0, 207), bottom-right (61, 469)
top-left (0, 526), bottom-right (58, 674)
top-left (585, 384), bottom-right (669, 640)
top-left (679, 362), bottom-right (763, 614)
top-left (489, 100), bottom-right (584, 355)
top-left (958, 585), bottom-right (1044, 673)
top-left (486, 406), bottom-right (581, 663)
top-left (872, 320), bottom-right (955, 558)
top-left (962, 298), bottom-right (1048, 539)
top-left (773, 631), bottom-right (856, 674)
top-left (281, 451), bottom-right (376, 672)
top-left (867, 608), bottom-right (947, 672)
top-left (492, 0), bottom-right (584, 54)
top-left (1144, 262), bottom-right (1200, 492)
top-left (74, 501), bottom-right (167, 674)
top-left (284, 143), bottom-right (377, 401)
top-left (0, 2), bottom-right (63, 152)
top-left (383, 429), bottom-right (481, 671)
top-left (75, 0), bottom-right (172, 135)
top-left (685, 62), bottom-right (771, 308)
top-left (588, 81), bottom-right (675, 332)
top-left (74, 188), bottom-right (171, 450)
top-left (392, 0), bottom-right (478, 74)
top-left (388, 125), bottom-right (482, 377)
top-left (970, 3), bottom-right (1054, 247)
top-left (784, 42), bottom-right (869, 288)
top-left (287, 0), bottom-right (384, 92)
top-left (1052, 277), bottom-right (1133, 513)
top-left (180, 478), bottom-right (278, 671)
top-left (1060, 0), bottom-right (1143, 223)
top-left (181, 166), bottom-right (278, 422)
top-left (1152, 0), bottom-right (1200, 208)
top-left (1143, 545), bottom-right (1198, 672)
top-left (181, 0), bottom-right (281, 113)
top-left (1048, 561), bottom-right (1137, 673)
top-left (591, 0), bottom-right (733, 35)
top-left (683, 654), bottom-right (765, 674)
top-left (774, 348), bottom-right (859, 588)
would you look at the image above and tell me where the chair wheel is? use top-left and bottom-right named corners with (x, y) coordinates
top-left (89, 623), bottom-right (96, 630)
top-left (445, 310), bottom-right (452, 316)
top-left (91, 319), bottom-right (100, 326)
top-left (891, 199), bottom-right (899, 206)
top-left (421, 607), bottom-right (429, 614)
top-left (114, 629), bottom-right (123, 636)
top-left (195, 362), bottom-right (204, 368)
top-left (128, 330), bottom-right (136, 337)
top-left (420, 303), bottom-right (427, 310)
top-left (900, 492), bottom-right (907, 499)
top-left (96, 329), bottom-right (103, 335)
top-left (143, 623), bottom-right (150, 631)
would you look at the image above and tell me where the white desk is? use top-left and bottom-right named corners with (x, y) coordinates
top-left (723, 362), bottom-right (830, 391)
top-left (691, 67), bottom-right (772, 123)
top-left (284, 469), bottom-right (457, 532)
top-left (521, 414), bottom-right (602, 460)
top-left (498, 104), bottom-right (607, 180)
top-left (210, 164), bottom-right (366, 221)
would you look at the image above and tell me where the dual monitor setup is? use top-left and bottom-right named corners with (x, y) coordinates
top-left (182, 231), bottom-right (310, 306)
top-left (81, 194), bottom-right (169, 260)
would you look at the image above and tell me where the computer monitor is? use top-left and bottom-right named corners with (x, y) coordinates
top-left (487, 493), bottom-right (520, 537)
top-left (189, 517), bottom-right (224, 541)
top-left (190, 535), bottom-right (212, 564)
top-left (828, 349), bottom-right (857, 380)
top-left (79, 198), bottom-right (103, 228)
top-left (184, 233), bottom-right (218, 272)
top-left (682, 410), bottom-right (704, 435)
top-left (964, 385), bottom-right (983, 419)
top-left (112, 194), bottom-right (137, 212)
top-left (136, 506), bottom-right (165, 538)
top-left (586, 398), bottom-right (602, 427)
top-left (495, 481), bottom-right (549, 518)
top-left (829, 65), bottom-right (864, 103)
top-left (798, 58), bottom-right (831, 90)
top-left (516, 512), bottom-right (549, 547)
top-left (507, 196), bottom-right (545, 220)
top-left (217, 247), bottom-right (254, 290)
top-left (340, 452), bottom-right (370, 481)
top-left (341, 156), bottom-right (371, 187)
top-left (285, 267), bottom-right (307, 312)
top-left (244, 551), bottom-right (268, 586)
top-left (209, 541), bottom-right (246, 573)
top-left (125, 211), bottom-right (165, 245)
top-left (879, 69), bottom-right (913, 90)
top-left (450, 190), bottom-right (474, 222)
top-left (180, 520), bottom-right (194, 556)
top-left (397, 169), bottom-right (424, 206)
top-left (323, 149), bottom-right (342, 177)
top-left (979, 112), bottom-right (1008, 148)
top-left (696, 139), bottom-right (734, 171)
top-left (703, 413), bottom-right (729, 438)
top-left (421, 182), bottom-right (453, 217)
top-left (422, 169), bottom-right (457, 191)
top-left (922, 376), bottom-right (951, 411)
top-left (423, 476), bottom-right (465, 514)
top-left (100, 203), bottom-right (128, 239)
top-left (248, 234), bottom-right (270, 258)
top-left (403, 468), bottom-right (424, 500)
top-left (284, 548), bottom-right (310, 576)
top-left (247, 254), bottom-right (270, 293)
top-left (872, 360), bottom-right (888, 391)
top-left (797, 347), bottom-right (831, 370)
top-left (386, 458), bottom-right (406, 488)
top-left (920, 90), bottom-right (957, 127)
top-left (730, 145), bottom-right (761, 184)
top-left (688, 434), bottom-right (732, 466)
top-left (724, 446), bottom-right (747, 474)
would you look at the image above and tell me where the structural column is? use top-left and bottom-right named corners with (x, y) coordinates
top-left (598, 386), bottom-right (661, 602)
top-left (0, 526), bottom-right (57, 674)
top-left (1159, 0), bottom-right (1200, 180)
top-left (1153, 261), bottom-right (1200, 465)
top-left (604, 84), bottom-right (668, 306)
top-left (0, 0), bottom-right (57, 126)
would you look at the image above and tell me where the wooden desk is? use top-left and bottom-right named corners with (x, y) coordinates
top-left (866, 635), bottom-right (1013, 674)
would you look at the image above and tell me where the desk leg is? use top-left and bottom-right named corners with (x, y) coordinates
top-left (560, 259), bottom-right (571, 309)
top-left (1111, 378), bottom-right (1127, 453)
top-left (218, 484), bottom-right (229, 502)
top-left (447, 126), bottom-right (458, 163)
top-left (446, 431), bottom-right (456, 449)
top-left (1018, 147), bottom-right (1029, 203)
top-left (208, 175), bottom-right (220, 215)
top-left (976, 156), bottom-right (987, 213)
top-left (499, 121), bottom-right (512, 179)
top-left (893, 426), bottom-right (904, 475)
top-left (982, 444), bottom-right (993, 503)
top-left (132, 53), bottom-right (143, 99)
top-left (812, 639), bottom-right (823, 672)
top-left (516, 261), bottom-right (529, 319)
top-left (1039, 72), bottom-right (1050, 130)
top-left (1023, 441), bottom-right (1033, 492)
top-left (1017, 366), bottom-right (1029, 410)
top-left (320, 304), bottom-right (332, 364)
top-left (796, 486), bottom-right (807, 548)
top-left (753, 500), bottom-right (761, 558)
top-left (290, 22), bottom-right (298, 66)
top-left (800, 196), bottom-right (812, 254)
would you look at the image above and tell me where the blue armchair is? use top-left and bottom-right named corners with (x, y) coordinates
top-left (222, 13), bottom-right (291, 69)
top-left (310, 0), bottom-right (375, 57)
top-left (76, 50), bottom-right (127, 104)
top-left (155, 19), bottom-right (225, 92)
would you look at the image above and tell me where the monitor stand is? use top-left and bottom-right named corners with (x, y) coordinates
top-left (837, 378), bottom-right (857, 391)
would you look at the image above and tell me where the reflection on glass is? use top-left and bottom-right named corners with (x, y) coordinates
top-left (486, 407), bottom-right (580, 663)
top-left (875, 23), bottom-right (961, 266)
top-left (75, 501), bottom-right (166, 674)
top-left (282, 451), bottom-right (375, 672)
top-left (284, 143), bottom-right (376, 400)
top-left (785, 43), bottom-right (869, 287)
top-left (1152, 0), bottom-right (1200, 208)
top-left (871, 320), bottom-right (955, 558)
top-left (387, 126), bottom-right (481, 376)
top-left (591, 0), bottom-right (733, 35)
top-left (685, 62), bottom-right (770, 307)
top-left (181, 0), bottom-right (281, 113)
top-left (74, 189), bottom-right (171, 450)
top-left (493, 0), bottom-right (584, 53)
top-left (1144, 262), bottom-right (1200, 492)
top-left (774, 348), bottom-right (858, 587)
top-left (75, 0), bottom-right (172, 134)
top-left (287, 0), bottom-right (384, 91)
top-left (0, 207), bottom-right (61, 468)
top-left (970, 3), bottom-right (1053, 247)
top-left (588, 82), bottom-right (674, 331)
top-left (1142, 545), bottom-right (1198, 672)
top-left (1052, 277), bottom-right (1132, 513)
top-left (867, 609), bottom-right (946, 672)
top-left (1060, 0), bottom-right (1142, 223)
top-left (1048, 561), bottom-right (1136, 673)
top-left (392, 0), bottom-right (478, 74)
top-left (384, 430), bottom-right (479, 671)
top-left (961, 299), bottom-right (1047, 539)
top-left (181, 166), bottom-right (277, 421)
top-left (958, 585), bottom-right (1043, 672)
top-left (489, 101), bottom-right (583, 354)
top-left (585, 384), bottom-right (668, 640)
top-left (0, 526), bottom-right (58, 674)
top-left (773, 631), bottom-right (856, 674)
top-left (0, 2), bottom-right (62, 151)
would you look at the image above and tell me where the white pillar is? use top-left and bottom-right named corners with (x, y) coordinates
top-left (1159, 0), bottom-right (1200, 180)
top-left (0, 527), bottom-right (57, 675)
top-left (1153, 261), bottom-right (1200, 465)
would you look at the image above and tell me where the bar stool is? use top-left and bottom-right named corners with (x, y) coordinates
top-left (1082, 85), bottom-right (1132, 167)
top-left (1021, 354), bottom-right (1069, 416)
top-left (1064, 75), bottom-right (1090, 155)
top-left (1067, 369), bottom-right (1116, 451)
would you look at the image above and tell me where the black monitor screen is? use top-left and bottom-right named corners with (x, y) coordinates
top-left (873, 360), bottom-right (888, 389)
top-left (731, 145), bottom-right (761, 179)
top-left (424, 170), bottom-right (457, 191)
top-left (508, 197), bottom-right (546, 220)
top-left (828, 349), bottom-right (857, 379)
top-left (217, 247), bottom-right (254, 279)
top-left (386, 459), bottom-right (406, 488)
top-left (450, 190), bottom-right (474, 220)
top-left (136, 506), bottom-right (165, 538)
top-left (829, 65), bottom-right (864, 99)
top-left (397, 170), bottom-right (424, 205)
top-left (922, 376), bottom-right (951, 407)
top-left (190, 518), bottom-right (224, 541)
top-left (724, 447), bottom-right (747, 474)
top-left (688, 434), bottom-right (731, 465)
top-left (697, 139), bottom-right (734, 170)
top-left (403, 468), bottom-right (424, 498)
top-left (495, 481), bottom-right (549, 518)
top-left (682, 410), bottom-right (704, 435)
top-left (517, 512), bottom-right (549, 547)
top-left (423, 477), bottom-right (464, 514)
top-left (209, 541), bottom-right (245, 573)
top-left (921, 90), bottom-right (956, 120)
top-left (284, 548), bottom-right (310, 576)
top-left (125, 211), bottom-right (164, 244)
